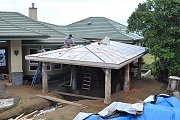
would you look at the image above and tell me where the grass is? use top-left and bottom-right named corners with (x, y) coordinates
top-left (143, 53), bottom-right (155, 65)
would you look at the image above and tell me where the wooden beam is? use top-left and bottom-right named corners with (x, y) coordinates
top-left (137, 57), bottom-right (142, 79)
top-left (71, 66), bottom-right (77, 90)
top-left (42, 62), bottom-right (48, 93)
top-left (104, 69), bottom-right (111, 104)
top-left (123, 64), bottom-right (130, 90)
top-left (37, 95), bottom-right (83, 107)
top-left (51, 90), bottom-right (104, 101)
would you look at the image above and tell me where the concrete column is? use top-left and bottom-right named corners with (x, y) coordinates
top-left (123, 64), bottom-right (130, 90)
top-left (10, 40), bottom-right (23, 85)
top-left (137, 57), bottom-right (142, 79)
top-left (42, 62), bottom-right (48, 93)
top-left (72, 66), bottom-right (77, 90)
top-left (104, 69), bottom-right (111, 104)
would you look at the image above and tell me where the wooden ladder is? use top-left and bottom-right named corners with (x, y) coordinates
top-left (82, 68), bottom-right (99, 90)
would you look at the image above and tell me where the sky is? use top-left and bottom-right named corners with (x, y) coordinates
top-left (0, 0), bottom-right (144, 26)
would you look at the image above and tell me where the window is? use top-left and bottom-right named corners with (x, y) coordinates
top-left (54, 64), bottom-right (62, 70)
top-left (29, 64), bottom-right (51, 71)
top-left (29, 48), bottom-right (51, 71)
top-left (30, 65), bottom-right (38, 71)
top-left (29, 48), bottom-right (38, 63)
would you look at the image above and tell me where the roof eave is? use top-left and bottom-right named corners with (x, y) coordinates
top-left (0, 35), bottom-right (50, 40)
top-left (25, 52), bottom-right (146, 69)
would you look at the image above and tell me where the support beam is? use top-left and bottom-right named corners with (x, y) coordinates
top-left (10, 40), bottom-right (23, 85)
top-left (137, 57), bottom-right (142, 79)
top-left (42, 62), bottom-right (48, 93)
top-left (104, 69), bottom-right (111, 104)
top-left (123, 64), bottom-right (130, 90)
top-left (71, 66), bottom-right (77, 90)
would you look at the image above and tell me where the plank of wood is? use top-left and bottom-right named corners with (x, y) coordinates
top-left (51, 90), bottom-right (104, 101)
top-left (15, 113), bottom-right (24, 120)
top-left (57, 81), bottom-right (70, 87)
top-left (37, 95), bottom-right (83, 107)
top-left (19, 110), bottom-right (38, 120)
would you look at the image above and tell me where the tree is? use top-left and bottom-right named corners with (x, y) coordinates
top-left (127, 0), bottom-right (180, 82)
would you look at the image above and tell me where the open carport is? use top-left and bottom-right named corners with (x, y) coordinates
top-left (25, 41), bottom-right (146, 104)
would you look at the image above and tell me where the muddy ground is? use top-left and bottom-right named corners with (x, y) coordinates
top-left (0, 76), bottom-right (166, 120)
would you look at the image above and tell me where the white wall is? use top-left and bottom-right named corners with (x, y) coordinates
top-left (10, 40), bottom-right (22, 72)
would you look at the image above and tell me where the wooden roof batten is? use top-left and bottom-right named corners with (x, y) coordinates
top-left (25, 41), bottom-right (146, 69)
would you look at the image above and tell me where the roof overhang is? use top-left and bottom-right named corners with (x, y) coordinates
top-left (25, 52), bottom-right (145, 69)
top-left (25, 41), bottom-right (146, 69)
top-left (0, 35), bottom-right (50, 40)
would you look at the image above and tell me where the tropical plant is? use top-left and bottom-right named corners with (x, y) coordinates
top-left (128, 0), bottom-right (180, 82)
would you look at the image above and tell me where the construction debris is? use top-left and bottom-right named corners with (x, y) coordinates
top-left (9, 104), bottom-right (62, 120)
top-left (74, 94), bottom-right (180, 120)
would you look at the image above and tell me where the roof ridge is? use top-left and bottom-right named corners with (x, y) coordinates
top-left (38, 21), bottom-right (88, 42)
top-left (105, 17), bottom-right (127, 28)
top-left (0, 16), bottom-right (49, 37)
top-left (104, 18), bottom-right (132, 40)
top-left (104, 17), bottom-right (143, 40)
top-left (67, 17), bottom-right (93, 26)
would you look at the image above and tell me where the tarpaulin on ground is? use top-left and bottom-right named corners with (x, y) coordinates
top-left (155, 96), bottom-right (180, 107)
top-left (74, 95), bottom-right (180, 120)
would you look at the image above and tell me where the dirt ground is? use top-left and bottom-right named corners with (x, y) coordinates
top-left (0, 76), bottom-right (166, 120)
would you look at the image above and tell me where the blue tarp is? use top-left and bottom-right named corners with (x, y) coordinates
top-left (156, 96), bottom-right (180, 107)
top-left (84, 96), bottom-right (180, 120)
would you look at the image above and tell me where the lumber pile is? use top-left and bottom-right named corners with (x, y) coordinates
top-left (9, 104), bottom-right (62, 120)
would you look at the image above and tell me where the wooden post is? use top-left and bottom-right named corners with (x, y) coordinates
top-left (137, 57), bottom-right (142, 79)
top-left (104, 69), bottom-right (111, 104)
top-left (123, 64), bottom-right (130, 90)
top-left (42, 62), bottom-right (48, 93)
top-left (72, 66), bottom-right (77, 90)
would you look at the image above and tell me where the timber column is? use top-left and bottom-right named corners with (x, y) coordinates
top-left (10, 40), bottom-right (23, 85)
top-left (42, 62), bottom-right (48, 93)
top-left (123, 64), bottom-right (130, 90)
top-left (104, 69), bottom-right (111, 104)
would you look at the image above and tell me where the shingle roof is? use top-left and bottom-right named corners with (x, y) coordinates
top-left (25, 41), bottom-right (145, 69)
top-left (0, 14), bottom-right (49, 39)
top-left (38, 21), bottom-right (88, 43)
top-left (0, 12), bottom-right (85, 43)
top-left (0, 12), bottom-right (142, 43)
top-left (66, 17), bottom-right (143, 41)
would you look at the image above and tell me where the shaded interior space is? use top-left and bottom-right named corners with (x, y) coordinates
top-left (46, 65), bottom-right (136, 100)
top-left (0, 42), bottom-right (9, 80)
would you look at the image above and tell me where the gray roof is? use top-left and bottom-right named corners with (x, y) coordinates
top-left (25, 41), bottom-right (145, 69)
top-left (66, 17), bottom-right (143, 41)
top-left (0, 12), bottom-right (85, 43)
top-left (0, 12), bottom-right (142, 43)
top-left (0, 13), bottom-right (49, 40)
top-left (39, 21), bottom-right (86, 43)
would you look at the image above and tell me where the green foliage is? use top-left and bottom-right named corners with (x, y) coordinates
top-left (143, 53), bottom-right (155, 64)
top-left (128, 0), bottom-right (180, 82)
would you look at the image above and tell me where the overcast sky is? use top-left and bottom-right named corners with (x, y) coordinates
top-left (0, 0), bottom-right (144, 26)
